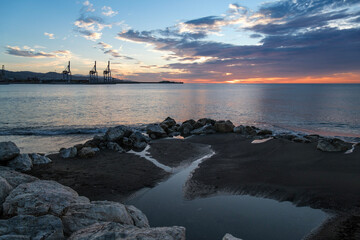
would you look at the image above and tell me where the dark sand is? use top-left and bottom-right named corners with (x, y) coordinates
top-left (185, 133), bottom-right (360, 240)
top-left (29, 139), bottom-right (210, 202)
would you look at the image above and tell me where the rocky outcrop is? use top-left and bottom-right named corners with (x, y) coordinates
top-left (193, 118), bottom-right (216, 129)
top-left (257, 129), bottom-right (273, 136)
top-left (146, 124), bottom-right (167, 139)
top-left (7, 154), bottom-right (32, 172)
top-left (233, 125), bottom-right (256, 136)
top-left (62, 201), bottom-right (149, 235)
top-left (105, 126), bottom-right (130, 142)
top-left (0, 141), bottom-right (20, 162)
top-left (29, 153), bottom-right (52, 165)
top-left (60, 147), bottom-right (77, 159)
top-left (215, 120), bottom-right (235, 133)
top-left (0, 166), bottom-right (37, 188)
top-left (161, 117), bottom-right (176, 129)
top-left (317, 138), bottom-right (353, 152)
top-left (3, 180), bottom-right (89, 217)
top-left (222, 233), bottom-right (242, 240)
top-left (125, 205), bottom-right (150, 228)
top-left (68, 222), bottom-right (186, 240)
top-left (0, 215), bottom-right (64, 240)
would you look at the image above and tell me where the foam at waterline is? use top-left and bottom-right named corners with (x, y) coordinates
top-left (251, 137), bottom-right (273, 144)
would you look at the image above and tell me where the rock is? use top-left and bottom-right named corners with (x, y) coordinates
top-left (105, 126), bottom-right (132, 142)
top-left (245, 126), bottom-right (257, 135)
top-left (29, 153), bottom-right (52, 165)
top-left (274, 134), bottom-right (297, 141)
top-left (125, 205), bottom-right (149, 228)
top-left (190, 124), bottom-right (216, 135)
top-left (304, 134), bottom-right (320, 142)
top-left (168, 132), bottom-right (181, 137)
top-left (317, 138), bottom-right (353, 152)
top-left (7, 154), bottom-right (33, 172)
top-left (179, 122), bottom-right (193, 137)
top-left (0, 166), bottom-right (38, 188)
top-left (146, 124), bottom-right (167, 139)
top-left (3, 180), bottom-right (89, 217)
top-left (62, 201), bottom-right (149, 235)
top-left (161, 117), bottom-right (176, 128)
top-left (0, 235), bottom-right (30, 240)
top-left (60, 147), bottom-right (77, 159)
top-left (214, 120), bottom-right (235, 133)
top-left (183, 119), bottom-right (196, 127)
top-left (78, 147), bottom-right (97, 158)
top-left (222, 233), bottom-right (242, 240)
top-left (257, 129), bottom-right (273, 136)
top-left (68, 222), bottom-right (185, 240)
top-left (233, 125), bottom-right (246, 134)
top-left (74, 144), bottom-right (84, 151)
top-left (106, 142), bottom-right (125, 153)
top-left (130, 131), bottom-right (149, 143)
top-left (0, 176), bottom-right (13, 205)
top-left (122, 137), bottom-right (134, 148)
top-left (0, 141), bottom-right (20, 162)
top-left (293, 137), bottom-right (311, 143)
top-left (0, 215), bottom-right (64, 240)
top-left (193, 118), bottom-right (216, 129)
top-left (133, 141), bottom-right (147, 151)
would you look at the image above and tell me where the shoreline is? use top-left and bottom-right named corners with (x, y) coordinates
top-left (1, 117), bottom-right (360, 239)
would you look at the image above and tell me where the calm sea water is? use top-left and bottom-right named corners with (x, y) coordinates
top-left (0, 83), bottom-right (359, 152)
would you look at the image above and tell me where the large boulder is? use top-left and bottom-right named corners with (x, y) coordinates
top-left (0, 215), bottom-right (64, 240)
top-left (62, 201), bottom-right (149, 235)
top-left (105, 126), bottom-right (132, 142)
top-left (0, 141), bottom-right (20, 162)
top-left (214, 120), bottom-right (235, 133)
top-left (161, 117), bottom-right (176, 128)
top-left (3, 180), bottom-right (89, 217)
top-left (146, 124), bottom-right (167, 139)
top-left (179, 122), bottom-right (193, 137)
top-left (190, 124), bottom-right (216, 135)
top-left (0, 176), bottom-right (13, 205)
top-left (193, 118), bottom-right (216, 129)
top-left (29, 153), bottom-right (52, 165)
top-left (234, 125), bottom-right (256, 136)
top-left (0, 166), bottom-right (37, 188)
top-left (317, 138), bottom-right (353, 152)
top-left (7, 154), bottom-right (33, 172)
top-left (68, 222), bottom-right (186, 240)
top-left (60, 147), bottom-right (77, 159)
top-left (129, 132), bottom-right (149, 151)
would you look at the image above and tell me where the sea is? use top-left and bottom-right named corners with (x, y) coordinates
top-left (1, 83), bottom-right (359, 153)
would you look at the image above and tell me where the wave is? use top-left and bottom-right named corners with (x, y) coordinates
top-left (0, 127), bottom-right (107, 136)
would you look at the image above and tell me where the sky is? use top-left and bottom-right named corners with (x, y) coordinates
top-left (0, 0), bottom-right (360, 83)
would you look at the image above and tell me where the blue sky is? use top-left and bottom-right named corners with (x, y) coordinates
top-left (1, 0), bottom-right (360, 83)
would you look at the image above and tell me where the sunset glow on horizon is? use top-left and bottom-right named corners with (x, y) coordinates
top-left (1, 0), bottom-right (360, 83)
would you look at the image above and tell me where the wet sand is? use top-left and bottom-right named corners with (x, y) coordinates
top-left (185, 133), bottom-right (360, 240)
top-left (29, 139), bottom-right (210, 202)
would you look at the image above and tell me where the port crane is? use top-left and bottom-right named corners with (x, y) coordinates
top-left (62, 61), bottom-right (72, 83)
top-left (89, 61), bottom-right (98, 83)
top-left (103, 61), bottom-right (112, 83)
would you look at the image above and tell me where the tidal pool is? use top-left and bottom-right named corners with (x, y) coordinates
top-left (126, 151), bottom-right (328, 240)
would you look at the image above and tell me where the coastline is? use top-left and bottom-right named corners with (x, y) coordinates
top-left (1, 117), bottom-right (359, 239)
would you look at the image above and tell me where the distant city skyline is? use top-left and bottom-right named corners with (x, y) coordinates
top-left (1, 0), bottom-right (359, 83)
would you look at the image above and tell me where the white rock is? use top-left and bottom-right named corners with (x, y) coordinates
top-left (29, 153), bottom-right (52, 165)
top-left (0, 141), bottom-right (20, 162)
top-left (0, 166), bottom-right (37, 188)
top-left (62, 201), bottom-right (143, 235)
top-left (0, 215), bottom-right (64, 240)
top-left (68, 222), bottom-right (185, 240)
top-left (60, 147), bottom-right (77, 158)
top-left (3, 180), bottom-right (89, 217)
top-left (222, 233), bottom-right (243, 240)
top-left (7, 154), bottom-right (33, 172)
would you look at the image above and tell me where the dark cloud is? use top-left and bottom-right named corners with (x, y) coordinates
top-left (116, 0), bottom-right (360, 82)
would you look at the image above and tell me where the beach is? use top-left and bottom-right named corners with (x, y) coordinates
top-left (22, 120), bottom-right (360, 240)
